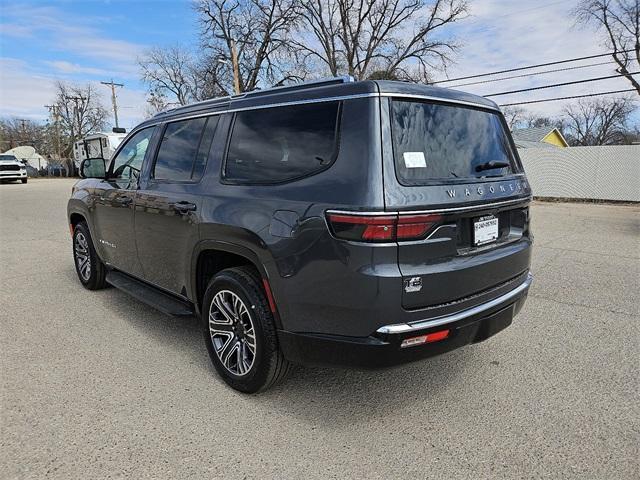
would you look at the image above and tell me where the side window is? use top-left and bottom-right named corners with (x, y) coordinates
top-left (225, 101), bottom-right (341, 184)
top-left (153, 116), bottom-right (219, 182)
top-left (110, 127), bottom-right (155, 182)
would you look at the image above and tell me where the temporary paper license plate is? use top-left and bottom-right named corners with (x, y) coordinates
top-left (474, 216), bottom-right (499, 246)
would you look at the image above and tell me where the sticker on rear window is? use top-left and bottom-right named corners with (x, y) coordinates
top-left (403, 152), bottom-right (426, 168)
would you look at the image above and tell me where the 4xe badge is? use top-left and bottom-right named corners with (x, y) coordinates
top-left (405, 276), bottom-right (422, 293)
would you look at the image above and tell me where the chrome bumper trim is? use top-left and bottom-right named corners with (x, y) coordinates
top-left (376, 273), bottom-right (533, 335)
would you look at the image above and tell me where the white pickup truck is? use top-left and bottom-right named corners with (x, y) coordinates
top-left (0, 154), bottom-right (28, 183)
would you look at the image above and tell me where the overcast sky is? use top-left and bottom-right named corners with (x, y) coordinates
top-left (0, 0), bottom-right (636, 130)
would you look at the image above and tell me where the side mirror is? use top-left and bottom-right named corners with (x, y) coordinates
top-left (80, 158), bottom-right (106, 179)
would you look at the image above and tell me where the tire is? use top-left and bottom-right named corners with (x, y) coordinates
top-left (21, 178), bottom-right (27, 184)
top-left (202, 267), bottom-right (290, 393)
top-left (72, 222), bottom-right (107, 290)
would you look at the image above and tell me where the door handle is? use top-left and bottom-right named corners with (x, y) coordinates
top-left (114, 196), bottom-right (133, 206)
top-left (173, 201), bottom-right (197, 214)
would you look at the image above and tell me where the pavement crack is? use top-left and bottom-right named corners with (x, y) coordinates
top-left (529, 293), bottom-right (638, 317)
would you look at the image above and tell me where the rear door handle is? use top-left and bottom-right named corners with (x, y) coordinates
top-left (173, 201), bottom-right (197, 213)
top-left (114, 196), bottom-right (133, 206)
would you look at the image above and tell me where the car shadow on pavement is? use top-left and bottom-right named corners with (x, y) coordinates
top-left (255, 350), bottom-right (472, 425)
top-left (88, 272), bottom-right (474, 423)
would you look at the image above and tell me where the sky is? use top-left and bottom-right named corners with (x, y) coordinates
top-left (0, 0), bottom-right (637, 131)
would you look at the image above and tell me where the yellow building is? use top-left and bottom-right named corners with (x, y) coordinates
top-left (512, 126), bottom-right (569, 149)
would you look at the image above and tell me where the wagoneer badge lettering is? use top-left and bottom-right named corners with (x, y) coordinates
top-left (445, 181), bottom-right (527, 200)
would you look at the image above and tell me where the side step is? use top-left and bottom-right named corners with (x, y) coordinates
top-left (106, 270), bottom-right (194, 317)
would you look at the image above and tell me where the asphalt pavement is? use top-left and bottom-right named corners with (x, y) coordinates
top-left (1, 178), bottom-right (638, 479)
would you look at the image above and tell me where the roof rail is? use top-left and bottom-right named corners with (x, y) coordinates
top-left (153, 76), bottom-right (356, 118)
top-left (245, 76), bottom-right (356, 97)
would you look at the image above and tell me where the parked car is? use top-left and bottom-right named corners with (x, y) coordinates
top-left (0, 154), bottom-right (28, 183)
top-left (68, 77), bottom-right (533, 393)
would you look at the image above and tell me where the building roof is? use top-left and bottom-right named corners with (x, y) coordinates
top-left (513, 139), bottom-right (558, 149)
top-left (512, 126), bottom-right (569, 147)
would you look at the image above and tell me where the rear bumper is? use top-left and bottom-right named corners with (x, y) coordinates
top-left (279, 273), bottom-right (532, 368)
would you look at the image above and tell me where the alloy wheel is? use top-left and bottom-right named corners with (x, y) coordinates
top-left (208, 290), bottom-right (256, 376)
top-left (74, 232), bottom-right (91, 281)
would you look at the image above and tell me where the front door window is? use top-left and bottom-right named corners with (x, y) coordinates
top-left (109, 127), bottom-right (155, 185)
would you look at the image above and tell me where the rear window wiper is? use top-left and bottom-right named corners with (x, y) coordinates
top-left (475, 161), bottom-right (510, 172)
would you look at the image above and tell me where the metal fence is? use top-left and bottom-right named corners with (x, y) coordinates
top-left (518, 145), bottom-right (640, 202)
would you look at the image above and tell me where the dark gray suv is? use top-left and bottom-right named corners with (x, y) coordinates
top-left (68, 77), bottom-right (533, 392)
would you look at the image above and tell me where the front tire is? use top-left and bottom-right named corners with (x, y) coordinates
top-left (21, 178), bottom-right (27, 184)
top-left (72, 222), bottom-right (107, 290)
top-left (202, 267), bottom-right (290, 393)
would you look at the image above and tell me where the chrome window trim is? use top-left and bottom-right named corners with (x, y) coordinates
top-left (376, 273), bottom-right (533, 334)
top-left (128, 91), bottom-right (498, 137)
top-left (326, 196), bottom-right (532, 217)
top-left (380, 92), bottom-right (500, 111)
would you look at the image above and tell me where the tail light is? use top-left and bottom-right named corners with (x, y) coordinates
top-left (327, 212), bottom-right (442, 242)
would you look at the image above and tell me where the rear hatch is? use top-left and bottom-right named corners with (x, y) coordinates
top-left (382, 97), bottom-right (532, 310)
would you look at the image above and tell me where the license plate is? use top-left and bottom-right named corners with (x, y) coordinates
top-left (474, 216), bottom-right (499, 246)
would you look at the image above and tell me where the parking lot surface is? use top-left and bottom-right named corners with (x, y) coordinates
top-left (1, 178), bottom-right (639, 479)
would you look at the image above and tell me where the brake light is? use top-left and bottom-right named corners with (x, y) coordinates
top-left (397, 214), bottom-right (442, 240)
top-left (327, 213), bottom-right (442, 242)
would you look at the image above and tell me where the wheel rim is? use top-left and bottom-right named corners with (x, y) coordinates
top-left (208, 290), bottom-right (256, 376)
top-left (74, 232), bottom-right (91, 281)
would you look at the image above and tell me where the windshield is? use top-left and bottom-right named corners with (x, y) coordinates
top-left (0, 155), bottom-right (18, 161)
top-left (391, 100), bottom-right (519, 185)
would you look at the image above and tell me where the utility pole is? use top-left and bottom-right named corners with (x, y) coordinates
top-left (65, 95), bottom-right (87, 138)
top-left (44, 105), bottom-right (61, 165)
top-left (17, 119), bottom-right (29, 146)
top-left (100, 79), bottom-right (124, 128)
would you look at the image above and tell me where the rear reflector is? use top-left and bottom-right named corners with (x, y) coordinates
top-left (262, 278), bottom-right (277, 313)
top-left (327, 212), bottom-right (442, 242)
top-left (400, 329), bottom-right (450, 348)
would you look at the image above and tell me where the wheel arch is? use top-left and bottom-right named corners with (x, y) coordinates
top-left (191, 241), bottom-right (281, 327)
top-left (69, 212), bottom-right (86, 229)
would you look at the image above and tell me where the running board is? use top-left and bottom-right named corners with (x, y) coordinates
top-left (106, 271), bottom-right (194, 317)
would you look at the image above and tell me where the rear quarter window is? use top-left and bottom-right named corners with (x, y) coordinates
top-left (153, 116), bottom-right (219, 182)
top-left (391, 100), bottom-right (518, 185)
top-left (224, 101), bottom-right (341, 184)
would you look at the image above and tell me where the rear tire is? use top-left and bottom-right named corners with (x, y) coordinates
top-left (202, 267), bottom-right (290, 393)
top-left (72, 222), bottom-right (107, 290)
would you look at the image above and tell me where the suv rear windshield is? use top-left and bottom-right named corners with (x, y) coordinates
top-left (391, 100), bottom-right (518, 185)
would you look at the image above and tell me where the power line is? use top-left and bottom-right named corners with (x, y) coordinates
top-left (485, 71), bottom-right (639, 97)
top-left (467, 0), bottom-right (566, 23)
top-left (448, 61), bottom-right (615, 88)
top-left (431, 50), bottom-right (634, 84)
top-left (498, 89), bottom-right (637, 107)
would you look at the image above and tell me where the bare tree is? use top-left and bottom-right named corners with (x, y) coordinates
top-left (501, 106), bottom-right (527, 130)
top-left (295, 0), bottom-right (468, 81)
top-left (0, 118), bottom-right (49, 152)
top-left (139, 45), bottom-right (229, 107)
top-left (52, 82), bottom-right (108, 159)
top-left (562, 96), bottom-right (637, 145)
top-left (194, 0), bottom-right (302, 93)
top-left (576, 0), bottom-right (640, 95)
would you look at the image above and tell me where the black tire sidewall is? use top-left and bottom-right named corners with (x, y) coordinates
top-left (201, 271), bottom-right (277, 393)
